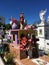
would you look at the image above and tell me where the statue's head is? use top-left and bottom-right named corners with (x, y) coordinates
top-left (39, 9), bottom-right (47, 21)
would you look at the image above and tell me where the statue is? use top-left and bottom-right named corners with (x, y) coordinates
top-left (12, 23), bottom-right (17, 29)
top-left (47, 16), bottom-right (49, 22)
top-left (39, 9), bottom-right (47, 21)
top-left (10, 17), bottom-right (18, 29)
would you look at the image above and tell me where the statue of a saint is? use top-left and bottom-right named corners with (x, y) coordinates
top-left (39, 9), bottom-right (47, 21)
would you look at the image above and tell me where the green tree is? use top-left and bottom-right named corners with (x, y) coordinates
top-left (5, 24), bottom-right (11, 30)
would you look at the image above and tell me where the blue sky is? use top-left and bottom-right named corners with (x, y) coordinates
top-left (0, 0), bottom-right (49, 24)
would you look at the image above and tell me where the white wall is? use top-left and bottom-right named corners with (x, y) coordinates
top-left (36, 21), bottom-right (49, 52)
top-left (37, 21), bottom-right (45, 38)
top-left (45, 40), bottom-right (49, 50)
top-left (37, 38), bottom-right (45, 50)
top-left (37, 21), bottom-right (45, 50)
